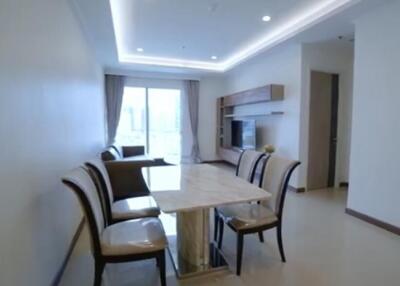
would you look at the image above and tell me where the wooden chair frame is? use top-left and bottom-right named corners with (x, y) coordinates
top-left (217, 161), bottom-right (300, 275)
top-left (85, 162), bottom-right (118, 226)
top-left (62, 175), bottom-right (166, 286)
top-left (213, 151), bottom-right (267, 242)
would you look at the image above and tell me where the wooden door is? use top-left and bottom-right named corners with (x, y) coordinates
top-left (308, 71), bottom-right (338, 190)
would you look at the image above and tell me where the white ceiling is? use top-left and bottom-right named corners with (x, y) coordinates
top-left (70, 0), bottom-right (391, 74)
top-left (114, 0), bottom-right (328, 62)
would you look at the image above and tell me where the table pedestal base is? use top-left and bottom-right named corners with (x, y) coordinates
top-left (168, 242), bottom-right (228, 278)
top-left (166, 209), bottom-right (228, 278)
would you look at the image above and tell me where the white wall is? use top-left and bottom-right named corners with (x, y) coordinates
top-left (0, 0), bottom-right (105, 285)
top-left (347, 0), bottom-right (400, 227)
top-left (301, 42), bottom-right (354, 187)
top-left (221, 45), bottom-right (304, 187)
top-left (198, 42), bottom-right (354, 189)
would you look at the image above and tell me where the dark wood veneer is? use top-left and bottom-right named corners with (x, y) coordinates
top-left (288, 185), bottom-right (306, 193)
top-left (345, 208), bottom-right (400, 236)
top-left (201, 160), bottom-right (227, 164)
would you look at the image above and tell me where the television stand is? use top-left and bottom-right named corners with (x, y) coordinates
top-left (216, 84), bottom-right (284, 166)
top-left (218, 147), bottom-right (241, 165)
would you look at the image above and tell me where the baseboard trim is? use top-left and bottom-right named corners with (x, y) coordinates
top-left (345, 208), bottom-right (400, 236)
top-left (339, 182), bottom-right (349, 188)
top-left (288, 185), bottom-right (306, 193)
top-left (202, 160), bottom-right (226, 164)
top-left (203, 160), bottom-right (237, 168)
top-left (51, 217), bottom-right (86, 286)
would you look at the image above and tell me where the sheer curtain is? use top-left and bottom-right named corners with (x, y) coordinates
top-left (182, 80), bottom-right (201, 163)
top-left (105, 74), bottom-right (125, 144)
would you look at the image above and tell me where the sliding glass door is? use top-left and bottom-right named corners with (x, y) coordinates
top-left (116, 86), bottom-right (181, 161)
top-left (116, 87), bottom-right (147, 147)
top-left (148, 88), bottom-right (181, 159)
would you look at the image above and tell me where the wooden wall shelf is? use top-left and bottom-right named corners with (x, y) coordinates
top-left (216, 84), bottom-right (284, 165)
top-left (224, 111), bottom-right (284, 118)
top-left (223, 84), bottom-right (284, 107)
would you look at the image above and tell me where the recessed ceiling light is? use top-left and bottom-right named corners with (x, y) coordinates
top-left (262, 15), bottom-right (272, 22)
top-left (136, 48), bottom-right (144, 52)
top-left (211, 56), bottom-right (218, 60)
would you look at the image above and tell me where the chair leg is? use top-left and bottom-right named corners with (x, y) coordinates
top-left (258, 231), bottom-right (264, 243)
top-left (236, 233), bottom-right (244, 276)
top-left (214, 208), bottom-right (219, 242)
top-left (157, 250), bottom-right (166, 286)
top-left (218, 217), bottom-right (224, 249)
top-left (94, 260), bottom-right (105, 286)
top-left (277, 224), bottom-right (286, 262)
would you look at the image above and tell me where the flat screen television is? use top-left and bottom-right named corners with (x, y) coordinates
top-left (231, 120), bottom-right (256, 149)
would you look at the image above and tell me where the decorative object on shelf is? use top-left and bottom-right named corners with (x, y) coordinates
top-left (263, 144), bottom-right (275, 154)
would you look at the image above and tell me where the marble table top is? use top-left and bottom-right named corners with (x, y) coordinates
top-left (142, 164), bottom-right (271, 213)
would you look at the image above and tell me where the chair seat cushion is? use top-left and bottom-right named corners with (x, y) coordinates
top-left (217, 203), bottom-right (278, 230)
top-left (101, 218), bottom-right (167, 256)
top-left (112, 196), bottom-right (160, 220)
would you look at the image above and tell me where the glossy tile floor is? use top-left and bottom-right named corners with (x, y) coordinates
top-left (61, 171), bottom-right (400, 286)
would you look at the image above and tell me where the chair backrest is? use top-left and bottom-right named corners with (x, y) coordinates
top-left (252, 155), bottom-right (270, 188)
top-left (85, 158), bottom-right (114, 225)
top-left (62, 167), bottom-right (104, 256)
top-left (260, 156), bottom-right (300, 217)
top-left (236, 150), bottom-right (266, 182)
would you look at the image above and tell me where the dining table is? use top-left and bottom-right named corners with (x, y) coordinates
top-left (142, 163), bottom-right (271, 278)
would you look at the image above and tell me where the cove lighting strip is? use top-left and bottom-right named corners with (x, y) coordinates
top-left (110, 0), bottom-right (359, 72)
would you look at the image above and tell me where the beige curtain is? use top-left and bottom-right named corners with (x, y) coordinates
top-left (184, 80), bottom-right (201, 163)
top-left (105, 74), bottom-right (125, 144)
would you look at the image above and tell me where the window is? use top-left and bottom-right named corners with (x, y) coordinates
top-left (116, 86), bottom-right (181, 161)
top-left (116, 87), bottom-right (147, 147)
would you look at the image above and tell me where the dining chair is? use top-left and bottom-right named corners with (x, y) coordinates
top-left (213, 150), bottom-right (266, 242)
top-left (217, 156), bottom-right (300, 275)
top-left (85, 158), bottom-right (160, 226)
top-left (62, 167), bottom-right (168, 286)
